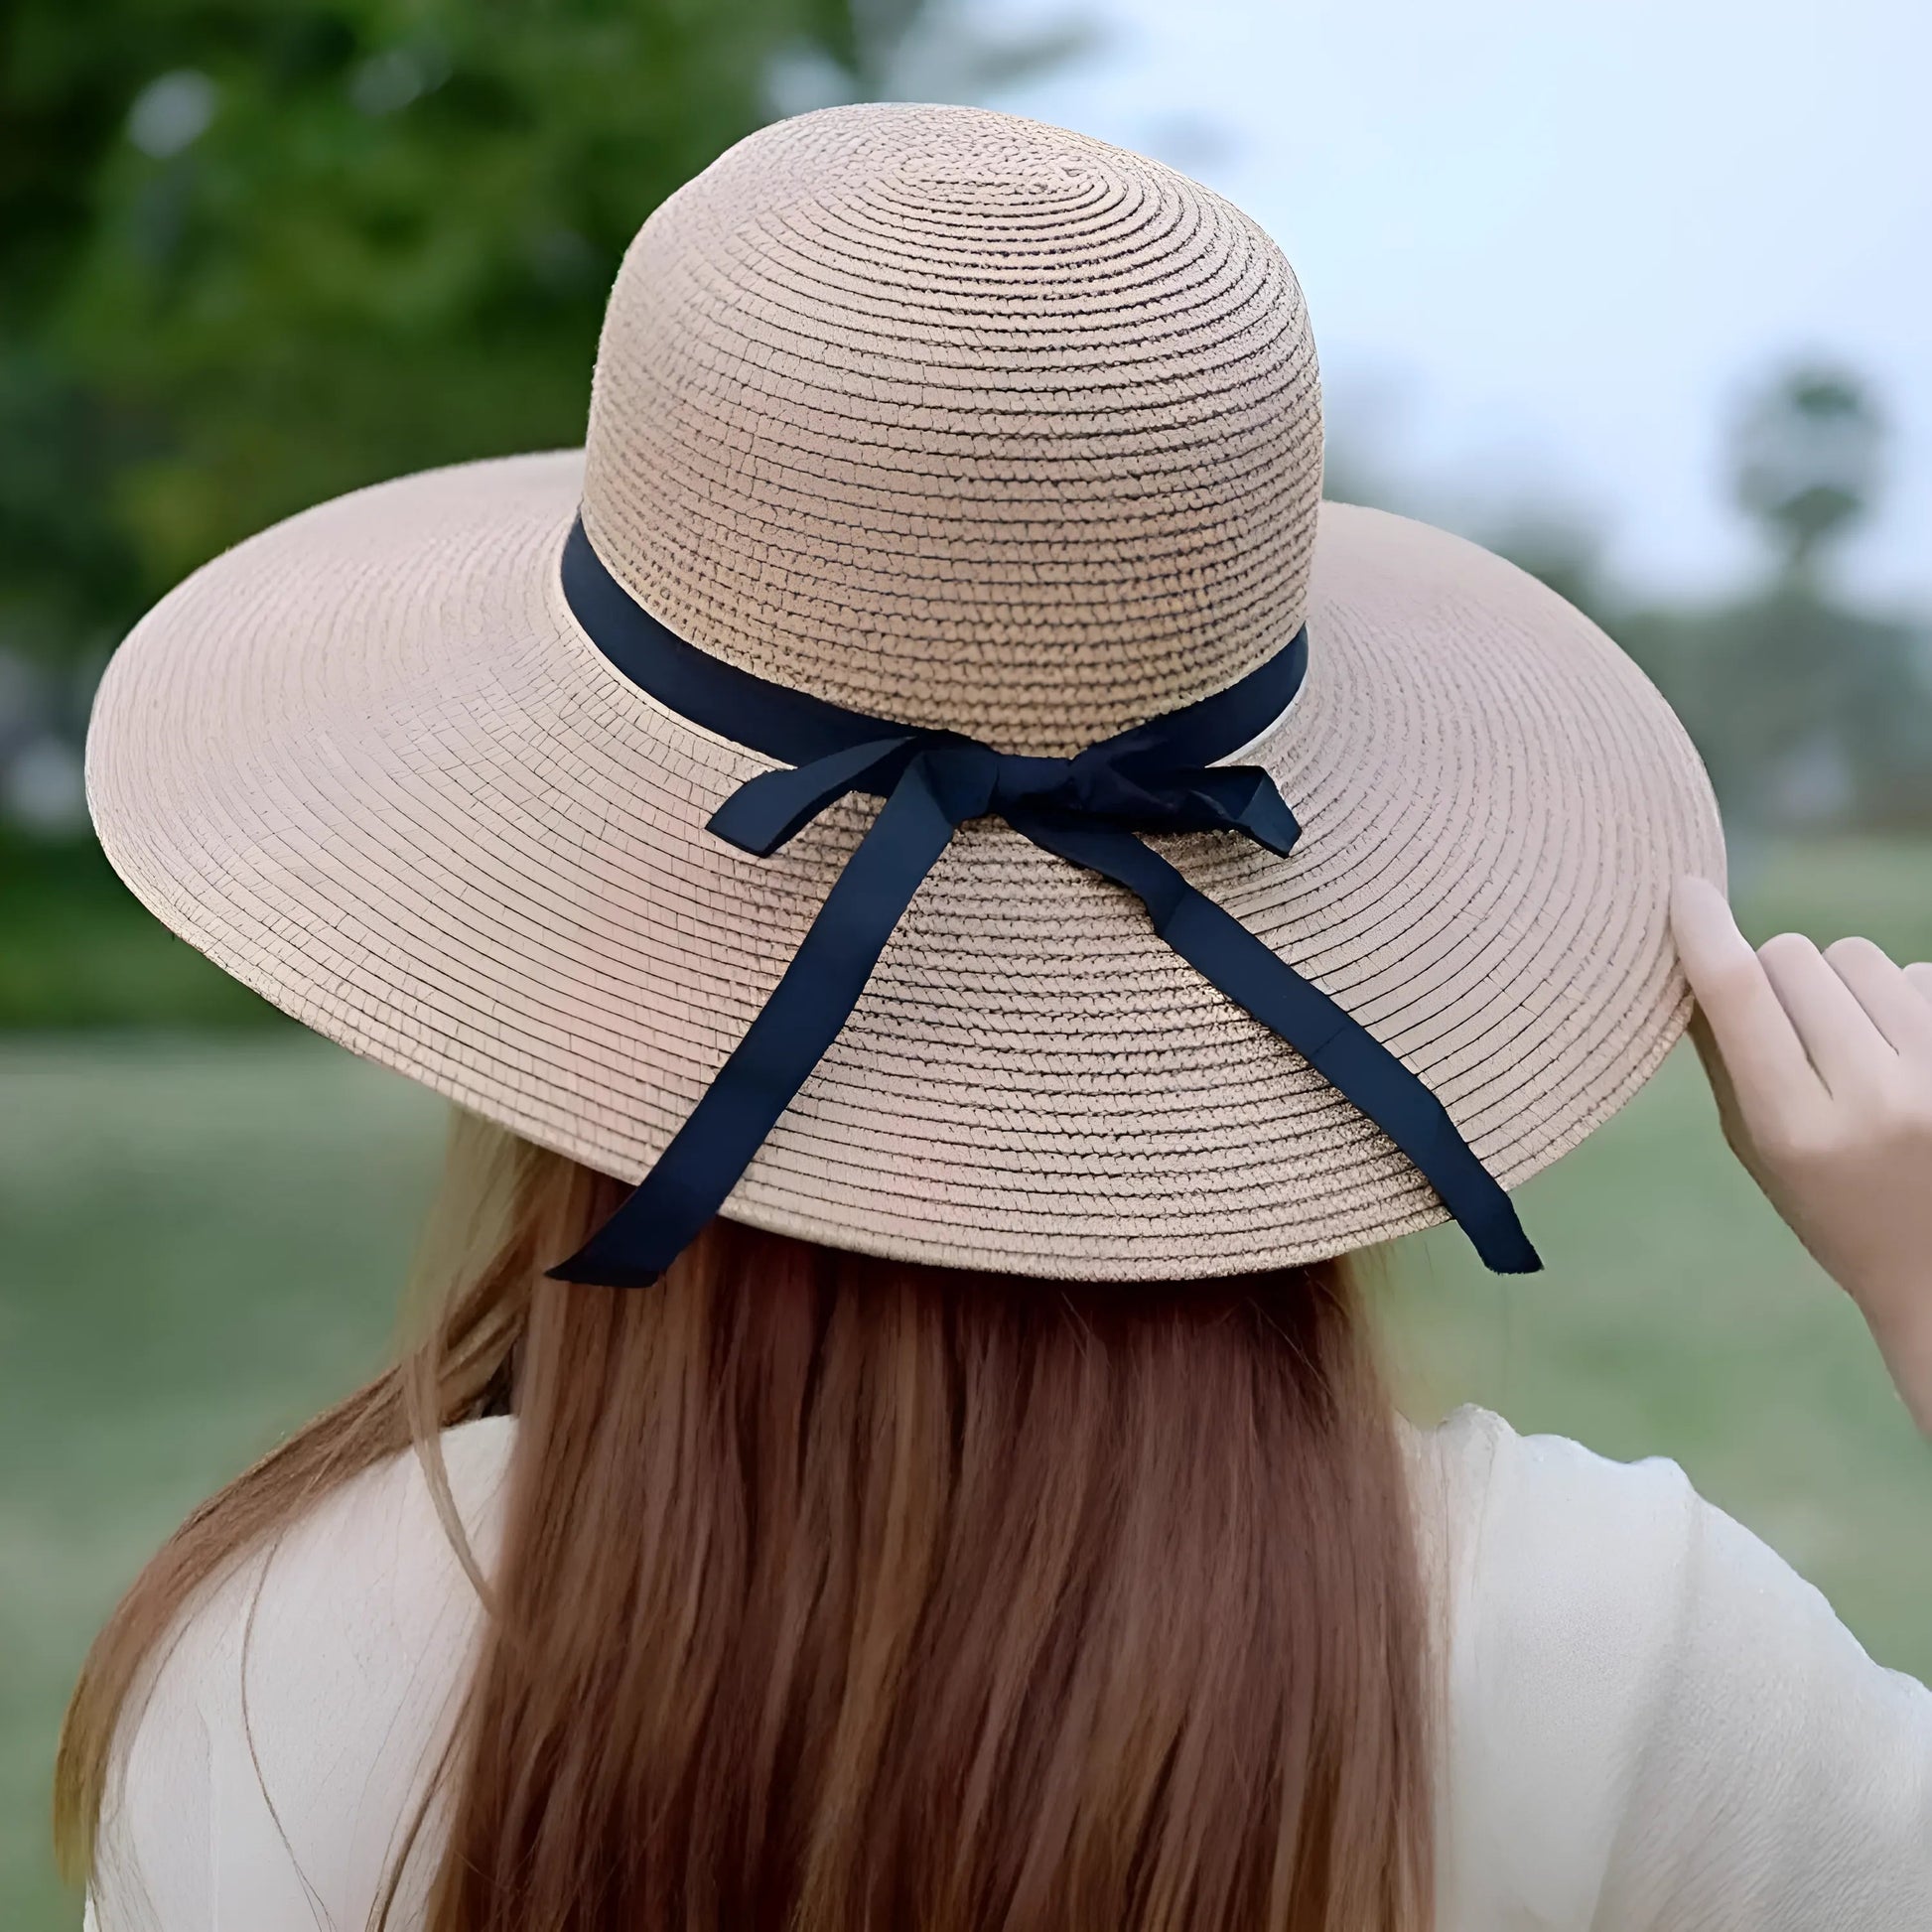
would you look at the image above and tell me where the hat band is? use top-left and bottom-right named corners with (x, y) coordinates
top-left (547, 515), bottom-right (1541, 1285)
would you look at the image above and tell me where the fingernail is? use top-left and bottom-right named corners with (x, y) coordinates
top-left (1671, 875), bottom-right (1750, 955)
top-left (1671, 873), bottom-right (1714, 914)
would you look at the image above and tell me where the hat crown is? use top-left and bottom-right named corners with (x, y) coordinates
top-left (582, 103), bottom-right (1321, 756)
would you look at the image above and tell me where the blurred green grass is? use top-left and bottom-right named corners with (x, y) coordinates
top-left (7, 836), bottom-right (1932, 1928)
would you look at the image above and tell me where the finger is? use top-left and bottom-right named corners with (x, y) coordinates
top-left (1824, 936), bottom-right (1932, 1058)
top-left (1670, 876), bottom-right (1818, 1116)
top-left (1687, 1006), bottom-right (1749, 1147)
top-left (1907, 962), bottom-right (1932, 1008)
top-left (1687, 1006), bottom-right (1787, 1193)
top-left (1758, 930), bottom-right (1894, 1097)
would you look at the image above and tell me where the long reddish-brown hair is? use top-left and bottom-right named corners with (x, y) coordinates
top-left (59, 1108), bottom-right (1436, 1930)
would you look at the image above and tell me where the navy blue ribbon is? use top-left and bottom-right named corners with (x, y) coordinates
top-left (548, 516), bottom-right (1540, 1285)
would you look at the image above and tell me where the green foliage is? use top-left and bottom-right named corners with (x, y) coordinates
top-left (1619, 589), bottom-right (1932, 832)
top-left (0, 0), bottom-right (873, 667)
top-left (0, 826), bottom-right (282, 1027)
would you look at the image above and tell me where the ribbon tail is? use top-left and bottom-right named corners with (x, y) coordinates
top-left (549, 759), bottom-right (964, 1287)
top-left (1016, 815), bottom-right (1542, 1276)
top-left (1179, 765), bottom-right (1302, 856)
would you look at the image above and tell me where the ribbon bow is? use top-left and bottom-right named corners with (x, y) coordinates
top-left (548, 517), bottom-right (1539, 1285)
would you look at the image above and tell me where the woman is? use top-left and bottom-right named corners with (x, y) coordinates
top-left (59, 102), bottom-right (1932, 1929)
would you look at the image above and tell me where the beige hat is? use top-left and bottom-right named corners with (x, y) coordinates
top-left (84, 101), bottom-right (1723, 1285)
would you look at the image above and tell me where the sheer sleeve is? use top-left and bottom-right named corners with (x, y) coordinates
top-left (1425, 1406), bottom-right (1932, 1929)
top-left (84, 1417), bottom-right (514, 1932)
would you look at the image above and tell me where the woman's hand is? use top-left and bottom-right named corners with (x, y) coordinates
top-left (1671, 875), bottom-right (1932, 1438)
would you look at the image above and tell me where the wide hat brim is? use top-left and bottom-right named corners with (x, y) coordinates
top-left (85, 448), bottom-right (1723, 1280)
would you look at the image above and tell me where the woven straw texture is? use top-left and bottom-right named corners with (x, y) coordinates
top-left (583, 103), bottom-right (1320, 755)
top-left (85, 103), bottom-right (1724, 1281)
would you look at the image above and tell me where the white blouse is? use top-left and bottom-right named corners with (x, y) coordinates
top-left (85, 1406), bottom-right (1932, 1930)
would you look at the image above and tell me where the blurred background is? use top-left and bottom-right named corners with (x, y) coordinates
top-left (4, 0), bottom-right (1929, 1921)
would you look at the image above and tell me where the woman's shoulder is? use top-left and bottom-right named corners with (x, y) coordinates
top-left (1402, 1403), bottom-right (1744, 1697)
top-left (1402, 1400), bottom-right (1712, 1576)
top-left (1402, 1404), bottom-right (1932, 1927)
top-left (91, 1418), bottom-right (517, 1928)
top-left (143, 1411), bottom-right (517, 1727)
top-left (1399, 1403), bottom-right (1728, 1735)
top-left (1400, 1400), bottom-right (1838, 1712)
top-left (186, 1413), bottom-right (518, 1675)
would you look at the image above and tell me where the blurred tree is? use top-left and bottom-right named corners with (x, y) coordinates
top-left (1733, 365), bottom-right (1882, 583)
top-left (0, 0), bottom-right (1091, 679)
top-left (0, 0), bottom-right (1090, 1020)
top-left (1615, 364), bottom-right (1931, 834)
top-left (0, 0), bottom-right (857, 678)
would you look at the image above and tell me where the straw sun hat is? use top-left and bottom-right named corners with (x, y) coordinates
top-left (84, 101), bottom-right (1723, 1286)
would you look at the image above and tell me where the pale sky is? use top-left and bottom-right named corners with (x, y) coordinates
top-left (978, 0), bottom-right (1931, 609)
